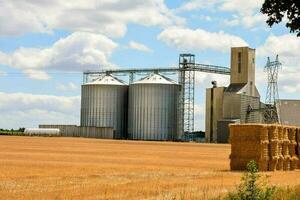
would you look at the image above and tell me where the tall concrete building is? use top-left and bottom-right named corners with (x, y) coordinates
top-left (223, 47), bottom-right (261, 123)
top-left (205, 86), bottom-right (226, 142)
top-left (205, 47), bottom-right (262, 143)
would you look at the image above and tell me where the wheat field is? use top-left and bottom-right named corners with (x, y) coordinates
top-left (0, 136), bottom-right (300, 200)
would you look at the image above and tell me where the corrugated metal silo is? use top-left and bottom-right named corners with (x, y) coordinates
top-left (128, 73), bottom-right (179, 141)
top-left (80, 75), bottom-right (128, 139)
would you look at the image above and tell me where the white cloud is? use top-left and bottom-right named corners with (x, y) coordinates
top-left (257, 34), bottom-right (300, 62)
top-left (158, 26), bottom-right (248, 52)
top-left (57, 82), bottom-right (78, 91)
top-left (219, 0), bottom-right (263, 15)
top-left (176, 0), bottom-right (218, 12)
top-left (178, 0), bottom-right (263, 14)
top-left (0, 92), bottom-right (80, 129)
top-left (223, 18), bottom-right (240, 27)
top-left (178, 0), bottom-right (266, 29)
top-left (0, 0), bottom-right (184, 38)
top-left (256, 66), bottom-right (300, 96)
top-left (220, 0), bottom-right (266, 29)
top-left (0, 32), bottom-right (118, 79)
top-left (195, 72), bottom-right (230, 88)
top-left (224, 14), bottom-right (266, 29)
top-left (23, 69), bottom-right (51, 80)
top-left (257, 34), bottom-right (300, 94)
top-left (240, 14), bottom-right (266, 29)
top-left (278, 67), bottom-right (300, 94)
top-left (253, 64), bottom-right (300, 107)
top-left (282, 84), bottom-right (300, 94)
top-left (128, 41), bottom-right (152, 53)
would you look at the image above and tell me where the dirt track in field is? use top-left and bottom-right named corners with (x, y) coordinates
top-left (0, 136), bottom-right (299, 199)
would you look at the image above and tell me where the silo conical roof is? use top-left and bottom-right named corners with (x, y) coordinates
top-left (133, 73), bottom-right (177, 85)
top-left (84, 75), bottom-right (127, 86)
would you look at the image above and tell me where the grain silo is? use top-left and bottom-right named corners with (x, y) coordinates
top-left (128, 73), bottom-right (180, 141)
top-left (80, 75), bottom-right (128, 139)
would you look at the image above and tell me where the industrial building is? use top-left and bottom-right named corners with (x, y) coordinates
top-left (39, 53), bottom-right (228, 141)
top-left (38, 46), bottom-right (296, 143)
top-left (39, 46), bottom-right (262, 142)
top-left (128, 73), bottom-right (180, 140)
top-left (205, 47), bottom-right (262, 143)
top-left (39, 125), bottom-right (114, 139)
top-left (80, 75), bottom-right (128, 139)
top-left (76, 54), bottom-right (230, 141)
top-left (80, 73), bottom-right (180, 141)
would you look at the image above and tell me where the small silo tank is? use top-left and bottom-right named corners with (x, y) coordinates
top-left (80, 75), bottom-right (128, 139)
top-left (128, 73), bottom-right (179, 141)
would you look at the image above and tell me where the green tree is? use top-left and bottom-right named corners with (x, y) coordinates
top-left (227, 161), bottom-right (275, 200)
top-left (261, 0), bottom-right (300, 37)
top-left (18, 127), bottom-right (25, 132)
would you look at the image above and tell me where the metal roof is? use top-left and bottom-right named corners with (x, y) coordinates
top-left (84, 75), bottom-right (127, 86)
top-left (225, 83), bottom-right (247, 93)
top-left (277, 99), bottom-right (300, 126)
top-left (132, 73), bottom-right (177, 85)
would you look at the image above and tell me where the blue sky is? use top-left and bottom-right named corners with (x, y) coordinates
top-left (0, 0), bottom-right (299, 130)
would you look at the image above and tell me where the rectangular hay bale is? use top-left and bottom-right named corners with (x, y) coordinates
top-left (278, 125), bottom-right (284, 141)
top-left (290, 156), bottom-right (299, 170)
top-left (269, 140), bottom-right (279, 157)
top-left (288, 141), bottom-right (297, 157)
top-left (282, 140), bottom-right (290, 156)
top-left (268, 157), bottom-right (278, 171)
top-left (287, 126), bottom-right (297, 141)
top-left (229, 124), bottom-right (269, 143)
top-left (283, 155), bottom-right (291, 171)
top-left (231, 141), bottom-right (269, 160)
top-left (268, 125), bottom-right (279, 140)
top-left (283, 127), bottom-right (289, 140)
top-left (296, 128), bottom-right (300, 143)
top-left (276, 155), bottom-right (284, 171)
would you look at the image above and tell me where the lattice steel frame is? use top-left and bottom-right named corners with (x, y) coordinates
top-left (264, 55), bottom-right (281, 123)
top-left (178, 54), bottom-right (195, 139)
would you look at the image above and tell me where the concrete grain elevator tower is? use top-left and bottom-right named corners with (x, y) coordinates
top-left (206, 47), bottom-right (262, 143)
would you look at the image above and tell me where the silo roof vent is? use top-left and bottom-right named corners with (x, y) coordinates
top-left (133, 73), bottom-right (177, 85)
top-left (85, 75), bottom-right (127, 86)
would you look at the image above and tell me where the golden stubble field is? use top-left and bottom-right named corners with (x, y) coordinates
top-left (0, 136), bottom-right (300, 200)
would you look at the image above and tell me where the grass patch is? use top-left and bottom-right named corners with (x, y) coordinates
top-left (272, 185), bottom-right (300, 200)
top-left (217, 161), bottom-right (300, 200)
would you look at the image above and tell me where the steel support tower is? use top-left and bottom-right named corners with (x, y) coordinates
top-left (178, 54), bottom-right (195, 140)
top-left (83, 54), bottom-right (230, 139)
top-left (264, 55), bottom-right (281, 123)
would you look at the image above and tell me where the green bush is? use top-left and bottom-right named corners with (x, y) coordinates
top-left (226, 161), bottom-right (275, 200)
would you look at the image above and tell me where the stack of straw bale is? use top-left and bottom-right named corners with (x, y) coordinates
top-left (277, 125), bottom-right (284, 170)
top-left (282, 127), bottom-right (291, 170)
top-left (230, 124), bottom-right (269, 171)
top-left (287, 126), bottom-right (299, 170)
top-left (297, 128), bottom-right (300, 169)
top-left (268, 125), bottom-right (279, 171)
top-left (230, 124), bottom-right (300, 171)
